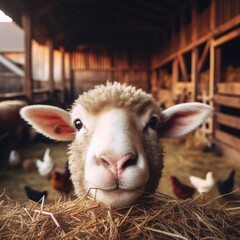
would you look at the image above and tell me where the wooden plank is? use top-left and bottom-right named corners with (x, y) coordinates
top-left (217, 83), bottom-right (240, 95)
top-left (69, 52), bottom-right (74, 101)
top-left (214, 14), bottom-right (240, 36)
top-left (180, 11), bottom-right (186, 48)
top-left (191, 0), bottom-right (198, 42)
top-left (197, 41), bottom-right (210, 73)
top-left (215, 130), bottom-right (240, 151)
top-left (191, 48), bottom-right (198, 100)
top-left (216, 112), bottom-right (240, 129)
top-left (60, 47), bottom-right (65, 103)
top-left (22, 12), bottom-right (33, 103)
top-left (216, 141), bottom-right (240, 165)
top-left (210, 0), bottom-right (216, 30)
top-left (178, 54), bottom-right (189, 82)
top-left (214, 94), bottom-right (240, 108)
top-left (47, 40), bottom-right (54, 95)
top-left (214, 28), bottom-right (240, 47)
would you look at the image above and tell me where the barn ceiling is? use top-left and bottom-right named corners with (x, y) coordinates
top-left (1, 0), bottom-right (189, 49)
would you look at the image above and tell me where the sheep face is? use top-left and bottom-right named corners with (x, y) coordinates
top-left (20, 82), bottom-right (212, 208)
top-left (69, 105), bottom-right (163, 208)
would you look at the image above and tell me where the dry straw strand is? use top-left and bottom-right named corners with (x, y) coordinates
top-left (0, 191), bottom-right (240, 239)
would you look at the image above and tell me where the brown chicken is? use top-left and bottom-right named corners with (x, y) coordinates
top-left (168, 175), bottom-right (195, 200)
top-left (51, 162), bottom-right (73, 195)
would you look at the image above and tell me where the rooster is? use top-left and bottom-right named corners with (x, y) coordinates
top-left (168, 175), bottom-right (195, 199)
top-left (24, 186), bottom-right (48, 204)
top-left (217, 170), bottom-right (236, 195)
top-left (51, 161), bottom-right (73, 195)
top-left (189, 171), bottom-right (215, 193)
top-left (36, 148), bottom-right (54, 178)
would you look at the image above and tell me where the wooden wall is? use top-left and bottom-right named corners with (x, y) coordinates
top-left (151, 0), bottom-right (240, 160)
top-left (71, 44), bottom-right (150, 97)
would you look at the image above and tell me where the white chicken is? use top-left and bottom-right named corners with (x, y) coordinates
top-left (36, 148), bottom-right (54, 178)
top-left (8, 150), bottom-right (21, 167)
top-left (189, 171), bottom-right (215, 193)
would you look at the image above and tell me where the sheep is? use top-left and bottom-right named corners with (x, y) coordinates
top-left (20, 82), bottom-right (212, 208)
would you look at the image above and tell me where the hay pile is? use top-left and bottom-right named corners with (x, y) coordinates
top-left (1, 191), bottom-right (240, 240)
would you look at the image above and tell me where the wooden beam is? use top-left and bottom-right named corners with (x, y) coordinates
top-left (217, 83), bottom-right (240, 95)
top-left (191, 47), bottom-right (199, 101)
top-left (197, 41), bottom-right (210, 73)
top-left (216, 112), bottom-right (240, 130)
top-left (47, 40), bottom-right (54, 96)
top-left (22, 12), bottom-right (33, 103)
top-left (132, 0), bottom-right (172, 14)
top-left (178, 54), bottom-right (189, 82)
top-left (214, 15), bottom-right (240, 36)
top-left (114, 13), bottom-right (164, 31)
top-left (214, 95), bottom-right (240, 108)
top-left (116, 1), bottom-right (167, 23)
top-left (215, 130), bottom-right (240, 151)
top-left (214, 28), bottom-right (240, 47)
top-left (151, 33), bottom-right (211, 70)
top-left (35, 1), bottom-right (60, 17)
top-left (152, 15), bottom-right (240, 70)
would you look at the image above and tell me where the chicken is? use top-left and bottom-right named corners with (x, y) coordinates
top-left (24, 186), bottom-right (48, 204)
top-left (217, 170), bottom-right (236, 195)
top-left (189, 171), bottom-right (215, 193)
top-left (168, 175), bottom-right (195, 199)
top-left (36, 148), bottom-right (54, 178)
top-left (8, 150), bottom-right (21, 167)
top-left (51, 161), bottom-right (73, 195)
top-left (22, 158), bottom-right (37, 172)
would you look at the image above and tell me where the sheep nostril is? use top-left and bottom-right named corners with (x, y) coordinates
top-left (122, 154), bottom-right (138, 169)
top-left (100, 158), bottom-right (110, 167)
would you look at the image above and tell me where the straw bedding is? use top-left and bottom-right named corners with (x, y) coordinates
top-left (0, 191), bottom-right (240, 240)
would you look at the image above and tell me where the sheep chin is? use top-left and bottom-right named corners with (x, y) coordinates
top-left (87, 187), bottom-right (144, 208)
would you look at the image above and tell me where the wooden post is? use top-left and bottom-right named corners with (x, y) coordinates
top-left (191, 47), bottom-right (199, 101)
top-left (22, 12), bottom-right (33, 103)
top-left (178, 54), bottom-right (189, 82)
top-left (210, 40), bottom-right (220, 100)
top-left (209, 39), bottom-right (220, 139)
top-left (60, 47), bottom-right (65, 103)
top-left (47, 40), bottom-right (54, 98)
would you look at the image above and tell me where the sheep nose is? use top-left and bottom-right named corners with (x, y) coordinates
top-left (98, 153), bottom-right (138, 176)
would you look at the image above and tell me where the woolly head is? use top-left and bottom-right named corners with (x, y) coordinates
top-left (20, 82), bottom-right (212, 208)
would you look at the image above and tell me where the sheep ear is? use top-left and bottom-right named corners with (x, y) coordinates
top-left (158, 103), bottom-right (212, 138)
top-left (20, 105), bottom-right (75, 141)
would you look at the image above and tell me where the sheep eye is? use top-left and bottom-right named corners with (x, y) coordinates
top-left (148, 116), bottom-right (159, 130)
top-left (74, 119), bottom-right (83, 131)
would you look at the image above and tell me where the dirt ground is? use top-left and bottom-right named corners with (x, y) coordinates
top-left (0, 137), bottom-right (240, 206)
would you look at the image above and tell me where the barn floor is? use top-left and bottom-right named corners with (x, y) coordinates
top-left (0, 137), bottom-right (240, 206)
